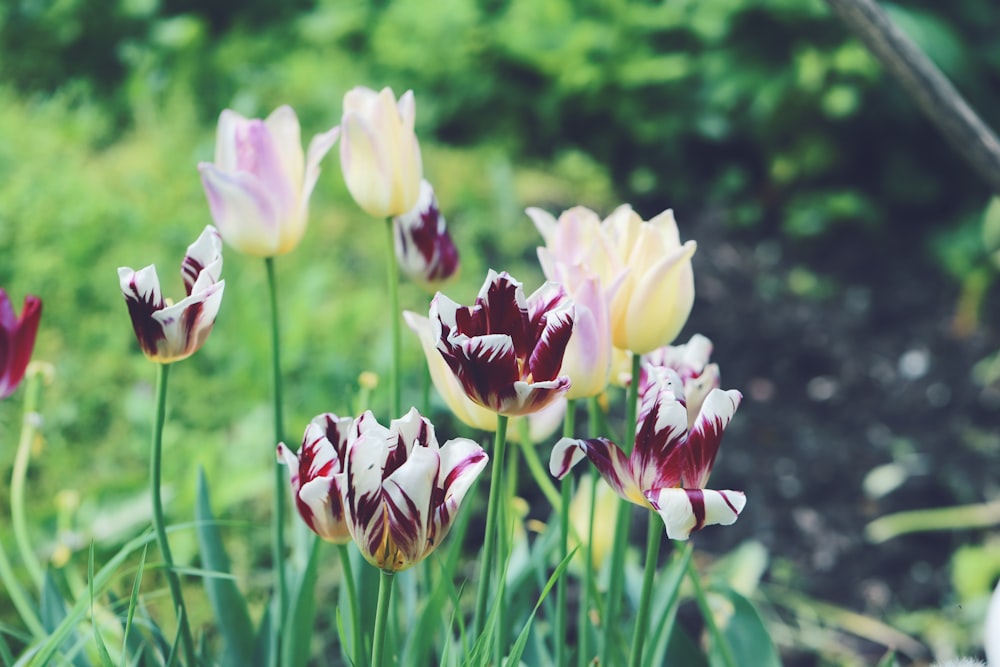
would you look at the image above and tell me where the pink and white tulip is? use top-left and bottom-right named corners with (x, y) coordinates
top-left (199, 105), bottom-right (339, 257)
top-left (118, 226), bottom-right (225, 364)
top-left (0, 289), bottom-right (42, 399)
top-left (430, 270), bottom-right (574, 416)
top-left (336, 408), bottom-right (488, 571)
top-left (550, 366), bottom-right (744, 540)
top-left (394, 180), bottom-right (459, 287)
top-left (277, 413), bottom-right (354, 544)
top-left (340, 87), bottom-right (423, 218)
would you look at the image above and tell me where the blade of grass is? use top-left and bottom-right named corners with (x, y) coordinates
top-left (506, 547), bottom-right (577, 667)
top-left (281, 536), bottom-right (321, 667)
top-left (89, 544), bottom-right (116, 667)
top-left (120, 546), bottom-right (148, 667)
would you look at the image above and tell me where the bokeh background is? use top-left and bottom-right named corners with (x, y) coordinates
top-left (2, 0), bottom-right (1000, 664)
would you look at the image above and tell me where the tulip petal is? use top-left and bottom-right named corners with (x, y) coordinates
top-left (0, 293), bottom-right (42, 399)
top-left (526, 285), bottom-right (574, 383)
top-left (645, 487), bottom-right (746, 540)
top-left (118, 265), bottom-right (167, 359)
top-left (507, 378), bottom-right (571, 416)
top-left (264, 105), bottom-right (305, 196)
top-left (624, 239), bottom-right (696, 352)
top-left (683, 388), bottom-right (742, 488)
top-left (383, 445), bottom-right (439, 569)
top-left (199, 163), bottom-right (282, 256)
top-left (477, 271), bottom-right (531, 358)
top-left (298, 125), bottom-right (341, 229)
top-left (340, 111), bottom-right (391, 218)
top-left (552, 437), bottom-right (645, 507)
top-left (549, 437), bottom-right (588, 479)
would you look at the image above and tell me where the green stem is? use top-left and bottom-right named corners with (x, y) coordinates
top-left (628, 515), bottom-right (662, 667)
top-left (149, 363), bottom-right (196, 667)
top-left (11, 369), bottom-right (45, 589)
top-left (555, 400), bottom-right (576, 667)
top-left (473, 414), bottom-right (509, 637)
top-left (601, 352), bottom-right (642, 666)
top-left (264, 257), bottom-right (288, 667)
top-left (687, 557), bottom-right (737, 667)
top-left (0, 530), bottom-right (44, 638)
top-left (384, 217), bottom-right (402, 419)
top-left (337, 544), bottom-right (363, 666)
top-left (371, 570), bottom-right (395, 667)
top-left (516, 424), bottom-right (563, 511)
top-left (578, 396), bottom-right (602, 667)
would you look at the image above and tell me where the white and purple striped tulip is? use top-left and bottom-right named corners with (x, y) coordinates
top-left (637, 334), bottom-right (721, 427)
top-left (430, 270), bottom-right (574, 416)
top-left (550, 366), bottom-right (745, 540)
top-left (118, 226), bottom-right (225, 364)
top-left (277, 413), bottom-right (354, 544)
top-left (199, 105), bottom-right (339, 257)
top-left (393, 180), bottom-right (459, 288)
top-left (336, 408), bottom-right (488, 571)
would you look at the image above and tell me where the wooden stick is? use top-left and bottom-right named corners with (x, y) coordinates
top-left (825, 0), bottom-right (1000, 194)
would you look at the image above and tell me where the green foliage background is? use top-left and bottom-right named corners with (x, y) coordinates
top-left (1, 0), bottom-right (998, 660)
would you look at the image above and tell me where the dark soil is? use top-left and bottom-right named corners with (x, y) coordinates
top-left (681, 210), bottom-right (1000, 665)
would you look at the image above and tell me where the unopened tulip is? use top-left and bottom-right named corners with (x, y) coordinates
top-left (0, 290), bottom-right (42, 399)
top-left (199, 106), bottom-right (339, 257)
top-left (339, 87), bottom-right (423, 218)
top-left (394, 180), bottom-right (459, 287)
top-left (118, 226), bottom-right (225, 363)
top-left (551, 367), bottom-right (744, 540)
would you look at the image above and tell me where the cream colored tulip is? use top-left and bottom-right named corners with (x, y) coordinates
top-left (339, 87), bottom-right (423, 218)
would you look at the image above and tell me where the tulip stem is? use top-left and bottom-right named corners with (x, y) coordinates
top-left (688, 556), bottom-right (738, 667)
top-left (629, 515), bottom-right (663, 667)
top-left (265, 257), bottom-right (289, 649)
top-left (602, 352), bottom-right (642, 666)
top-left (371, 569), bottom-right (395, 667)
top-left (555, 400), bottom-right (576, 667)
top-left (337, 544), bottom-right (363, 666)
top-left (473, 414), bottom-right (509, 640)
top-left (11, 367), bottom-right (45, 590)
top-left (385, 217), bottom-right (402, 419)
top-left (149, 363), bottom-right (196, 667)
top-left (578, 396), bottom-right (603, 667)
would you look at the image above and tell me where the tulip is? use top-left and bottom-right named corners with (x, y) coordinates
top-left (336, 408), bottom-right (488, 571)
top-left (199, 105), bottom-right (339, 257)
top-left (430, 270), bottom-right (574, 416)
top-left (550, 366), bottom-right (744, 540)
top-left (402, 310), bottom-right (566, 440)
top-left (0, 290), bottom-right (42, 399)
top-left (393, 180), bottom-right (459, 287)
top-left (277, 413), bottom-right (354, 544)
top-left (118, 226), bottom-right (225, 363)
top-left (529, 204), bottom-right (695, 354)
top-left (636, 334), bottom-right (720, 427)
top-left (339, 87), bottom-right (423, 218)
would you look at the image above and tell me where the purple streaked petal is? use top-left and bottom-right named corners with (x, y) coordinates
top-left (297, 475), bottom-right (351, 543)
top-left (526, 285), bottom-right (574, 383)
top-left (477, 271), bottom-right (530, 357)
top-left (683, 388), bottom-right (742, 488)
top-left (504, 378), bottom-right (571, 416)
top-left (453, 333), bottom-right (519, 410)
top-left (181, 226), bottom-right (223, 295)
top-left (645, 487), bottom-right (746, 540)
top-left (231, 118), bottom-right (297, 214)
top-left (632, 369), bottom-right (688, 491)
top-left (429, 438), bottom-right (487, 553)
top-left (198, 163), bottom-right (282, 256)
top-left (263, 105), bottom-right (305, 194)
top-left (310, 412), bottom-right (354, 459)
top-left (382, 445), bottom-right (438, 569)
top-left (548, 437), bottom-right (587, 480)
top-left (118, 265), bottom-right (166, 359)
top-left (391, 407), bottom-right (436, 453)
top-left (556, 437), bottom-right (646, 507)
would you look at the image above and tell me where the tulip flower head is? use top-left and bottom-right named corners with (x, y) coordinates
top-left (530, 204), bottom-right (695, 354)
top-left (550, 367), bottom-right (745, 540)
top-left (430, 270), bottom-right (575, 416)
top-left (118, 226), bottom-right (225, 364)
top-left (0, 289), bottom-right (42, 399)
top-left (339, 87), bottom-right (423, 218)
top-left (277, 413), bottom-right (355, 544)
top-left (199, 105), bottom-right (340, 257)
top-left (637, 334), bottom-right (721, 427)
top-left (336, 408), bottom-right (488, 571)
top-left (394, 180), bottom-right (459, 288)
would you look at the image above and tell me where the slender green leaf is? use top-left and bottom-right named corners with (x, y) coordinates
top-left (645, 544), bottom-right (694, 667)
top-left (876, 650), bottom-right (899, 667)
top-left (39, 568), bottom-right (88, 667)
top-left (281, 536), bottom-right (321, 667)
top-left (0, 631), bottom-right (14, 667)
top-left (120, 546), bottom-right (148, 667)
top-left (194, 467), bottom-right (254, 667)
top-left (334, 608), bottom-right (356, 667)
top-left (89, 543), bottom-right (116, 667)
top-left (506, 547), bottom-right (577, 667)
top-left (252, 601), bottom-right (273, 667)
top-left (664, 624), bottom-right (708, 667)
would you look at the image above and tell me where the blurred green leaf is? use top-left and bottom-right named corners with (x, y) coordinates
top-left (707, 586), bottom-right (781, 667)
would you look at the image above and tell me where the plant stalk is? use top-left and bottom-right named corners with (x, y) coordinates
top-left (555, 399), bottom-right (575, 667)
top-left (628, 515), bottom-right (662, 667)
top-left (337, 544), bottom-right (363, 666)
top-left (473, 413), bottom-right (509, 637)
top-left (11, 367), bottom-right (45, 589)
top-left (687, 557), bottom-right (737, 667)
top-left (371, 570), bottom-right (395, 667)
top-left (384, 217), bottom-right (402, 419)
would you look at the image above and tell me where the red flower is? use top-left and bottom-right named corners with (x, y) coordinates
top-left (430, 270), bottom-right (574, 416)
top-left (0, 290), bottom-right (42, 399)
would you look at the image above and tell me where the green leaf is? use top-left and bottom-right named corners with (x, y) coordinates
top-left (707, 586), bottom-right (781, 667)
top-left (644, 544), bottom-right (694, 667)
top-left (981, 197), bottom-right (1000, 269)
top-left (506, 547), bottom-right (577, 667)
top-left (39, 568), bottom-right (88, 667)
top-left (664, 624), bottom-right (708, 667)
top-left (876, 649), bottom-right (899, 667)
top-left (252, 601), bottom-right (274, 667)
top-left (89, 544), bottom-right (116, 667)
top-left (120, 546), bottom-right (148, 667)
top-left (195, 467), bottom-right (254, 666)
top-left (281, 536), bottom-right (322, 667)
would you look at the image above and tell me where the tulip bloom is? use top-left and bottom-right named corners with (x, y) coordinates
top-left (0, 290), bottom-right (42, 399)
top-left (530, 204), bottom-right (695, 354)
top-left (339, 87), bottom-right (423, 218)
top-left (550, 367), bottom-right (745, 540)
top-left (277, 413), bottom-right (354, 544)
top-left (430, 270), bottom-right (574, 416)
top-left (394, 180), bottom-right (459, 287)
top-left (337, 408), bottom-right (488, 571)
top-left (637, 334), bottom-right (720, 426)
top-left (118, 226), bottom-right (225, 363)
top-left (403, 310), bottom-right (566, 439)
top-left (199, 105), bottom-right (340, 257)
